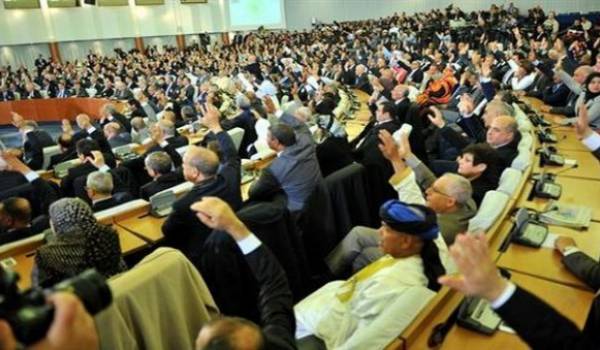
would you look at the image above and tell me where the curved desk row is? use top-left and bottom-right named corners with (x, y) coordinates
top-left (388, 97), bottom-right (600, 349)
top-left (0, 98), bottom-right (121, 124)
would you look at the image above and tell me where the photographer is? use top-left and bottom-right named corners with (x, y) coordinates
top-left (0, 292), bottom-right (98, 350)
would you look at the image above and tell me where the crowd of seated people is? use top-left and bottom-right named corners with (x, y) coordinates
top-left (1, 2), bottom-right (600, 349)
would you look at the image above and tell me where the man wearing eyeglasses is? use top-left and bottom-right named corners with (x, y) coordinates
top-left (326, 130), bottom-right (477, 277)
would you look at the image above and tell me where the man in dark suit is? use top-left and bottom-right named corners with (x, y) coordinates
top-left (20, 121), bottom-right (56, 170)
top-left (98, 80), bottom-right (115, 98)
top-left (0, 197), bottom-right (35, 245)
top-left (99, 103), bottom-right (132, 133)
top-left (73, 114), bottom-right (114, 156)
top-left (161, 104), bottom-right (241, 263)
top-left (103, 122), bottom-right (132, 148)
top-left (54, 80), bottom-right (71, 98)
top-left (353, 64), bottom-right (373, 95)
top-left (113, 81), bottom-right (133, 100)
top-left (86, 171), bottom-right (119, 212)
top-left (60, 139), bottom-right (103, 197)
top-left (248, 98), bottom-right (322, 213)
top-left (0, 85), bottom-right (15, 101)
top-left (390, 84), bottom-right (411, 122)
top-left (192, 197), bottom-right (295, 350)
top-left (71, 81), bottom-right (88, 98)
top-left (23, 83), bottom-right (42, 99)
top-left (541, 75), bottom-right (570, 107)
top-left (351, 101), bottom-right (401, 170)
top-left (440, 233), bottom-right (600, 349)
top-left (178, 77), bottom-right (195, 106)
top-left (140, 151), bottom-right (182, 200)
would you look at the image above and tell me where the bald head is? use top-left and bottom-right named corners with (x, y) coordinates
top-left (487, 115), bottom-right (517, 147)
top-left (182, 145), bottom-right (219, 183)
top-left (482, 101), bottom-right (514, 127)
top-left (76, 114), bottom-right (92, 129)
top-left (0, 197), bottom-right (31, 230)
top-left (196, 317), bottom-right (263, 350)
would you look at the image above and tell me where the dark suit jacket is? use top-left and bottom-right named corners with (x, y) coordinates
top-left (563, 251), bottom-right (600, 290)
top-left (393, 98), bottom-right (411, 123)
top-left (354, 73), bottom-right (373, 95)
top-left (496, 286), bottom-right (600, 349)
top-left (139, 172), bottom-right (183, 200)
top-left (542, 83), bottom-right (570, 107)
top-left (244, 243), bottom-right (296, 350)
top-left (0, 171), bottom-right (28, 195)
top-left (221, 108), bottom-right (258, 159)
top-left (99, 87), bottom-right (115, 98)
top-left (161, 131), bottom-right (241, 261)
top-left (60, 162), bottom-right (97, 197)
top-left (92, 197), bottom-right (120, 212)
top-left (72, 126), bottom-right (113, 155)
top-left (351, 119), bottom-right (400, 170)
top-left (107, 133), bottom-right (132, 148)
top-left (0, 91), bottom-right (15, 101)
top-left (0, 227), bottom-right (34, 245)
top-left (23, 130), bottom-right (55, 170)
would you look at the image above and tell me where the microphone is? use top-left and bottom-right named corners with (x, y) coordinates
top-left (551, 162), bottom-right (578, 178)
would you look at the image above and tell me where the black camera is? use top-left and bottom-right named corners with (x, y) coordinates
top-left (0, 268), bottom-right (112, 345)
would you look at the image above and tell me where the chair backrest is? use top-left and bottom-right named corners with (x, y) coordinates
top-left (157, 181), bottom-right (194, 197)
top-left (467, 190), bottom-right (510, 232)
top-left (95, 248), bottom-right (219, 350)
top-left (112, 143), bottom-right (138, 156)
top-left (42, 145), bottom-right (61, 170)
top-left (227, 127), bottom-right (245, 152)
top-left (511, 149), bottom-right (532, 171)
top-left (94, 199), bottom-right (149, 223)
top-left (517, 132), bottom-right (533, 152)
top-left (53, 159), bottom-right (80, 178)
top-left (497, 167), bottom-right (523, 196)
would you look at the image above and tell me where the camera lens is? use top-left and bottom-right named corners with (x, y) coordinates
top-left (53, 269), bottom-right (112, 315)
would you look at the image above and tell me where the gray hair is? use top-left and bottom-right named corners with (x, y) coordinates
top-left (144, 151), bottom-right (173, 175)
top-left (441, 173), bottom-right (473, 205)
top-left (236, 94), bottom-right (251, 109)
top-left (86, 171), bottom-right (114, 195)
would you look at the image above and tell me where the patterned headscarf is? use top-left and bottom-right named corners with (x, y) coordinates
top-left (49, 198), bottom-right (97, 236)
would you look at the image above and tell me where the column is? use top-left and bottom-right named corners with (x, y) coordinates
top-left (134, 37), bottom-right (145, 53)
top-left (176, 34), bottom-right (186, 51)
top-left (221, 32), bottom-right (230, 45)
top-left (48, 42), bottom-right (62, 64)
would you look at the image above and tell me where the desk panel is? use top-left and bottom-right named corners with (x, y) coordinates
top-left (497, 221), bottom-right (600, 290)
top-left (517, 177), bottom-right (600, 221)
top-left (533, 149), bottom-right (600, 181)
top-left (116, 215), bottom-right (166, 243)
top-left (435, 272), bottom-right (594, 350)
top-left (0, 98), bottom-right (123, 123)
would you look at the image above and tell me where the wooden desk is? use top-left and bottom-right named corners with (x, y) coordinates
top-left (403, 272), bottom-right (594, 349)
top-left (552, 128), bottom-right (590, 152)
top-left (113, 225), bottom-right (148, 254)
top-left (0, 98), bottom-right (120, 123)
top-left (518, 177), bottom-right (600, 221)
top-left (497, 220), bottom-right (600, 290)
top-left (533, 149), bottom-right (600, 181)
top-left (115, 215), bottom-right (166, 243)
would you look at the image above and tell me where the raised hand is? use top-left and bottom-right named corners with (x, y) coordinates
top-left (427, 106), bottom-right (446, 128)
top-left (190, 197), bottom-right (250, 241)
top-left (438, 233), bottom-right (509, 302)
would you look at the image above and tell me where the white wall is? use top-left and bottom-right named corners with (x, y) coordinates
top-left (0, 0), bottom-right (228, 46)
top-left (284, 0), bottom-right (600, 30)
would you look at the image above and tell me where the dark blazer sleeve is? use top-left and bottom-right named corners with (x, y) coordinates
top-left (248, 168), bottom-right (281, 201)
top-left (244, 243), bottom-right (296, 350)
top-left (214, 130), bottom-right (241, 188)
top-left (495, 286), bottom-right (596, 350)
top-left (480, 79), bottom-right (496, 101)
top-left (563, 251), bottom-right (600, 290)
top-left (439, 125), bottom-right (471, 150)
top-left (457, 117), bottom-right (486, 143)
